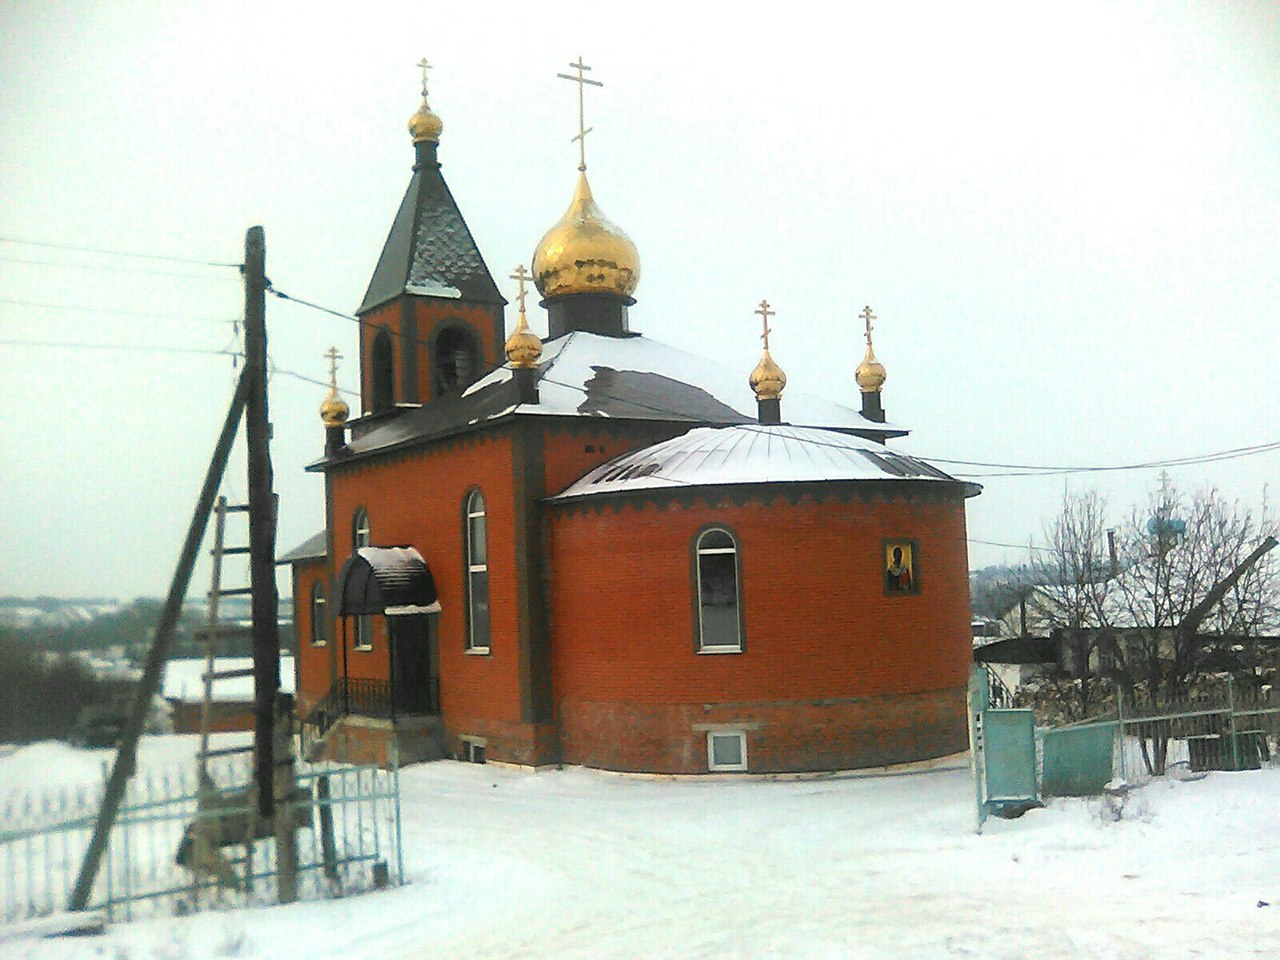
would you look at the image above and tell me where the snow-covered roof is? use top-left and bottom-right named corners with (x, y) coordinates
top-left (551, 425), bottom-right (975, 501)
top-left (336, 332), bottom-right (907, 465)
top-left (465, 331), bottom-right (907, 433)
top-left (162, 657), bottom-right (295, 703)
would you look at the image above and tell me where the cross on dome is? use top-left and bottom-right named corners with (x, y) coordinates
top-left (416, 57), bottom-right (433, 98)
top-left (324, 346), bottom-right (343, 388)
top-left (557, 56), bottom-right (603, 172)
top-left (319, 345), bottom-right (350, 427)
top-left (509, 264), bottom-right (534, 316)
top-left (860, 305), bottom-right (876, 347)
top-left (755, 299), bottom-right (776, 351)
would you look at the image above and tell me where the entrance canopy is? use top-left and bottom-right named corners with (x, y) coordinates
top-left (337, 546), bottom-right (440, 617)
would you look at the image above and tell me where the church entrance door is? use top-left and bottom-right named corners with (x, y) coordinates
top-left (388, 614), bottom-right (440, 716)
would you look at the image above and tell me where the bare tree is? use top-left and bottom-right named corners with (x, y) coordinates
top-left (1108, 477), bottom-right (1279, 772)
top-left (1024, 487), bottom-right (1113, 720)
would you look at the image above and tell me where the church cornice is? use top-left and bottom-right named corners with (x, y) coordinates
top-left (544, 478), bottom-right (977, 518)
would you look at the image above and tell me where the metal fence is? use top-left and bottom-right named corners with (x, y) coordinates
top-left (1, 745), bottom-right (402, 925)
top-left (1037, 684), bottom-right (1280, 797)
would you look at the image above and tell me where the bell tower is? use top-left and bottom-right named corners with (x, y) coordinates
top-left (355, 60), bottom-right (505, 416)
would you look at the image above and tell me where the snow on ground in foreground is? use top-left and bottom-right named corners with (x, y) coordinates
top-left (3, 737), bottom-right (1279, 960)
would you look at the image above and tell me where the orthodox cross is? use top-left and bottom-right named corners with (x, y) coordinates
top-left (324, 346), bottom-right (342, 389)
top-left (416, 57), bottom-right (432, 98)
top-left (557, 56), bottom-right (603, 172)
top-left (509, 264), bottom-right (533, 316)
top-left (755, 299), bottom-right (776, 351)
top-left (860, 305), bottom-right (876, 347)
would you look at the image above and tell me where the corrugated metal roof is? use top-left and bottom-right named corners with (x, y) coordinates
top-left (551, 425), bottom-right (975, 500)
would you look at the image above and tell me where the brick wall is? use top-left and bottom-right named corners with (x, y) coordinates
top-left (547, 486), bottom-right (973, 772)
top-left (327, 431), bottom-right (530, 748)
top-left (359, 299), bottom-right (501, 408)
top-left (560, 688), bottom-right (966, 773)
top-left (291, 557), bottom-right (328, 715)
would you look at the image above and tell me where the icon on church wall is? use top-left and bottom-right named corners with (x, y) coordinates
top-left (884, 540), bottom-right (917, 594)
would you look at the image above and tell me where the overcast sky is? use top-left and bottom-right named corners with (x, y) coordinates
top-left (2, 1), bottom-right (1277, 601)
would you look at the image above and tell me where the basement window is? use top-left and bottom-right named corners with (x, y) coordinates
top-left (463, 740), bottom-right (487, 764)
top-left (707, 731), bottom-right (748, 772)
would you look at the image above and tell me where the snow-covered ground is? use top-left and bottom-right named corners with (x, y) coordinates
top-left (3, 736), bottom-right (1278, 959)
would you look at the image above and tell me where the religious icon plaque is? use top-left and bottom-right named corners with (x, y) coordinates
top-left (883, 540), bottom-right (919, 594)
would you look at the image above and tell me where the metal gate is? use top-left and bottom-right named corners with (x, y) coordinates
top-left (968, 665), bottom-right (1038, 831)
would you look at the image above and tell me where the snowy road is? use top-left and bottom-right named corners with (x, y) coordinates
top-left (5, 740), bottom-right (1279, 959)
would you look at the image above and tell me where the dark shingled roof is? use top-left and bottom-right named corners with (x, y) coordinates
top-left (358, 146), bottom-right (504, 314)
top-left (277, 530), bottom-right (326, 565)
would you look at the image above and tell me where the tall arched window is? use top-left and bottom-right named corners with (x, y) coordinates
top-left (353, 508), bottom-right (373, 650)
top-left (370, 328), bottom-right (395, 413)
top-left (694, 527), bottom-right (742, 652)
top-left (464, 490), bottom-right (490, 652)
top-left (434, 326), bottom-right (480, 396)
top-left (309, 581), bottom-right (327, 647)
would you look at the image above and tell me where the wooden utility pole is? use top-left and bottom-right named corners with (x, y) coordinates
top-left (70, 370), bottom-right (252, 912)
top-left (242, 225), bottom-right (282, 822)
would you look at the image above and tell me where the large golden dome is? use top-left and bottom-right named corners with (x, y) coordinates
top-left (532, 172), bottom-right (639, 299)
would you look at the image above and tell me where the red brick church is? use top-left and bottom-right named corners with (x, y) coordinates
top-left (283, 65), bottom-right (980, 774)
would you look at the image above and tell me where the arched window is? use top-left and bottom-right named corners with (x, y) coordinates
top-left (309, 581), bottom-right (327, 647)
top-left (353, 508), bottom-right (373, 650)
top-left (370, 328), bottom-right (395, 413)
top-left (434, 326), bottom-right (480, 396)
top-left (694, 527), bottom-right (742, 652)
top-left (464, 490), bottom-right (490, 652)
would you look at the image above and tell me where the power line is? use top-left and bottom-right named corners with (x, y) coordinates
top-left (0, 254), bottom-right (240, 282)
top-left (540, 371), bottom-right (1280, 480)
top-left (939, 441), bottom-right (1280, 478)
top-left (267, 286), bottom-right (358, 323)
top-left (0, 337), bottom-right (241, 358)
top-left (267, 359), bottom-right (357, 396)
top-left (0, 236), bottom-right (239, 268)
top-left (267, 285), bottom-right (1280, 481)
top-left (268, 283), bottom-right (511, 383)
top-left (0, 296), bottom-right (237, 325)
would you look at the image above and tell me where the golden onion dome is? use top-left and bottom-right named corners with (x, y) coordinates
top-left (504, 309), bottom-right (543, 368)
top-left (855, 342), bottom-right (886, 393)
top-left (408, 96), bottom-right (443, 143)
top-left (320, 345), bottom-right (350, 427)
top-left (320, 389), bottom-right (349, 428)
top-left (749, 349), bottom-right (787, 401)
top-left (532, 171), bottom-right (640, 299)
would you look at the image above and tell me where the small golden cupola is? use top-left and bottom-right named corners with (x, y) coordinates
top-left (531, 58), bottom-right (640, 339)
top-left (504, 264), bottom-right (543, 368)
top-left (407, 57), bottom-right (443, 144)
top-left (320, 347), bottom-right (350, 427)
top-left (855, 305), bottom-right (888, 424)
top-left (320, 346), bottom-right (350, 455)
top-left (749, 300), bottom-right (786, 424)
